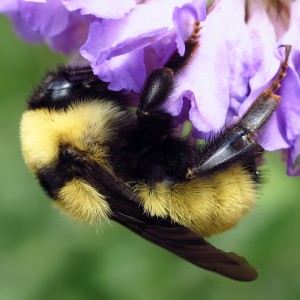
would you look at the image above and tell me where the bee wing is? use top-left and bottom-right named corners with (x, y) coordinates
top-left (112, 211), bottom-right (258, 281)
top-left (82, 161), bottom-right (258, 281)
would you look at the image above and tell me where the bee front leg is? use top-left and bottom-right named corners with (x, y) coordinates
top-left (138, 21), bottom-right (201, 118)
top-left (187, 45), bottom-right (291, 178)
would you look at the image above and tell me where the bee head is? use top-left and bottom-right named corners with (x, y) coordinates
top-left (27, 66), bottom-right (100, 110)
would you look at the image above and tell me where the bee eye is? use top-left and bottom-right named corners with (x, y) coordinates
top-left (45, 78), bottom-right (77, 101)
top-left (47, 79), bottom-right (72, 92)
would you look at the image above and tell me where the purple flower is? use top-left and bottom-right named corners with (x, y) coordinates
top-left (1, 0), bottom-right (300, 175)
top-left (80, 0), bottom-right (206, 92)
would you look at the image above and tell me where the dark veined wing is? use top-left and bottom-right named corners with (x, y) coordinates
top-left (114, 215), bottom-right (258, 281)
top-left (79, 160), bottom-right (258, 282)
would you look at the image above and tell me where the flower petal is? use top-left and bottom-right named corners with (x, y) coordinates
top-left (260, 61), bottom-right (300, 150)
top-left (62, 0), bottom-right (136, 19)
top-left (287, 135), bottom-right (300, 176)
top-left (237, 1), bottom-right (283, 149)
top-left (0, 0), bottom-right (19, 12)
top-left (173, 0), bottom-right (206, 55)
top-left (242, 1), bottom-right (300, 152)
top-left (80, 0), bottom-right (205, 91)
top-left (95, 48), bottom-right (146, 93)
top-left (10, 12), bottom-right (44, 42)
top-left (20, 0), bottom-right (69, 37)
top-left (80, 2), bottom-right (178, 66)
top-left (166, 0), bottom-right (253, 133)
top-left (48, 13), bottom-right (90, 54)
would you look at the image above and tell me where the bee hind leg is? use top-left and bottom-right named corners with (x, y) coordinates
top-left (187, 45), bottom-right (291, 179)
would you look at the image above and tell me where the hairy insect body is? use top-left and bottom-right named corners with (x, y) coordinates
top-left (21, 101), bottom-right (129, 173)
top-left (138, 165), bottom-right (256, 236)
top-left (57, 178), bottom-right (110, 224)
top-left (21, 98), bottom-right (256, 236)
top-left (21, 100), bottom-right (128, 222)
top-left (19, 17), bottom-right (290, 279)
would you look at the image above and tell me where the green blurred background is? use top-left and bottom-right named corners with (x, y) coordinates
top-left (1, 15), bottom-right (300, 300)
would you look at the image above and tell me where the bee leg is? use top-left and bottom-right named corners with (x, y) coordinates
top-left (164, 20), bottom-right (201, 73)
top-left (137, 67), bottom-right (175, 117)
top-left (186, 45), bottom-right (291, 179)
top-left (63, 66), bottom-right (94, 78)
top-left (138, 21), bottom-right (201, 117)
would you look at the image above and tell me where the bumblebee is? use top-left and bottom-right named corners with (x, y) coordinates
top-left (20, 22), bottom-right (291, 281)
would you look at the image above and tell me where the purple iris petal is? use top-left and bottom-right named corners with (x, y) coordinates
top-left (80, 0), bottom-right (206, 92)
top-left (173, 0), bottom-right (206, 56)
top-left (19, 0), bottom-right (69, 37)
top-left (81, 2), bottom-right (177, 65)
top-left (9, 12), bottom-right (44, 42)
top-left (243, 2), bottom-right (300, 161)
top-left (96, 48), bottom-right (146, 93)
top-left (62, 0), bottom-right (136, 19)
top-left (167, 0), bottom-right (253, 133)
top-left (280, 3), bottom-right (300, 175)
top-left (0, 0), bottom-right (19, 12)
top-left (144, 36), bottom-right (178, 72)
top-left (287, 136), bottom-right (300, 176)
top-left (259, 61), bottom-right (300, 151)
top-left (238, 3), bottom-right (285, 149)
top-left (49, 13), bottom-right (90, 54)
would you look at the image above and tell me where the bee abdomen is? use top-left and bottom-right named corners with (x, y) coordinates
top-left (56, 178), bottom-right (111, 223)
top-left (136, 164), bottom-right (257, 236)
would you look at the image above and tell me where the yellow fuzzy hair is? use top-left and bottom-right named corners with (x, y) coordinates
top-left (56, 178), bottom-right (111, 223)
top-left (136, 164), bottom-right (256, 237)
top-left (20, 101), bottom-right (127, 173)
top-left (20, 101), bottom-right (256, 234)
